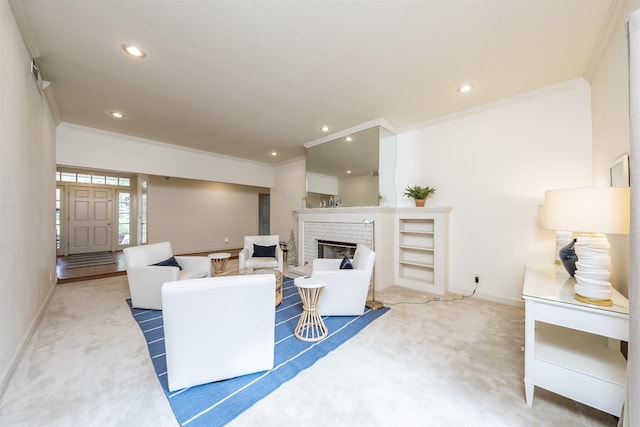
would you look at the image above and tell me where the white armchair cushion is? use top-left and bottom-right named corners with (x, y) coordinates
top-left (124, 242), bottom-right (210, 310)
top-left (312, 244), bottom-right (376, 316)
top-left (239, 235), bottom-right (283, 272)
top-left (162, 274), bottom-right (276, 391)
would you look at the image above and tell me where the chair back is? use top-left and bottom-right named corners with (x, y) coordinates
top-left (243, 235), bottom-right (280, 255)
top-left (352, 243), bottom-right (375, 274)
top-left (162, 274), bottom-right (276, 391)
top-left (124, 242), bottom-right (173, 268)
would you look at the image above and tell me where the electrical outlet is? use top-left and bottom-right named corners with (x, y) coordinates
top-left (474, 274), bottom-right (479, 284)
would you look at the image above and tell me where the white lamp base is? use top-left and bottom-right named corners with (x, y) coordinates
top-left (573, 234), bottom-right (613, 305)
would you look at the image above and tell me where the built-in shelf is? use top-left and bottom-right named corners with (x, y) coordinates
top-left (395, 208), bottom-right (451, 294)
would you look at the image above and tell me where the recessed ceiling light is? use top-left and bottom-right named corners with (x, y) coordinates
top-left (122, 44), bottom-right (146, 58)
top-left (458, 84), bottom-right (473, 93)
top-left (346, 170), bottom-right (351, 174)
top-left (321, 126), bottom-right (329, 132)
top-left (345, 136), bottom-right (352, 142)
top-left (271, 152), bottom-right (277, 156)
top-left (110, 111), bottom-right (125, 118)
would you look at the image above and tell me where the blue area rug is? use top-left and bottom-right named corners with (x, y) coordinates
top-left (127, 276), bottom-right (389, 426)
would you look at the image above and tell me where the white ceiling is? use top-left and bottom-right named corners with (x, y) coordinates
top-left (14, 0), bottom-right (619, 165)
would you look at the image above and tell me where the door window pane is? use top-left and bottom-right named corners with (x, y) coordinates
top-left (118, 192), bottom-right (131, 245)
top-left (60, 172), bottom-right (76, 182)
top-left (56, 187), bottom-right (62, 249)
top-left (92, 175), bottom-right (105, 184)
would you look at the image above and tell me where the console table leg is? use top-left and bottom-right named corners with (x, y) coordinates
top-left (525, 381), bottom-right (534, 406)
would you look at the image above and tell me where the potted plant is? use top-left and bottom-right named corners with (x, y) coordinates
top-left (403, 185), bottom-right (437, 207)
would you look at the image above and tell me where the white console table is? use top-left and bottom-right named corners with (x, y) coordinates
top-left (522, 263), bottom-right (629, 416)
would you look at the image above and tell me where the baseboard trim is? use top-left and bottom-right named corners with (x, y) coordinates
top-left (0, 280), bottom-right (57, 398)
top-left (448, 285), bottom-right (524, 308)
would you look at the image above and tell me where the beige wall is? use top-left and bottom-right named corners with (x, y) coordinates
top-left (588, 0), bottom-right (640, 297)
top-left (339, 174), bottom-right (379, 207)
top-left (270, 159), bottom-right (307, 250)
top-left (0, 1), bottom-right (57, 393)
top-left (147, 175), bottom-right (268, 254)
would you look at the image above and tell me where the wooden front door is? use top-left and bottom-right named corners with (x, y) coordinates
top-left (68, 186), bottom-right (113, 254)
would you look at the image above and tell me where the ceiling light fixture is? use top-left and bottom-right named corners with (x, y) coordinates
top-left (345, 136), bottom-right (352, 142)
top-left (458, 84), bottom-right (473, 93)
top-left (271, 152), bottom-right (277, 156)
top-left (321, 126), bottom-right (329, 132)
top-left (346, 170), bottom-right (351, 174)
top-left (110, 111), bottom-right (125, 118)
top-left (122, 44), bottom-right (146, 58)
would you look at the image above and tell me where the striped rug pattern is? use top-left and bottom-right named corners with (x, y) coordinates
top-left (65, 252), bottom-right (115, 269)
top-left (128, 277), bottom-right (389, 426)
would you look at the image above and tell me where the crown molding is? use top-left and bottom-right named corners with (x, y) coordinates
top-left (583, 0), bottom-right (628, 81)
top-left (398, 78), bottom-right (590, 133)
top-left (303, 118), bottom-right (397, 149)
top-left (57, 122), bottom-right (275, 167)
top-left (8, 0), bottom-right (40, 58)
top-left (9, 0), bottom-right (62, 123)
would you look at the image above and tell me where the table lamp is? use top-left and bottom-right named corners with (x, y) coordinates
top-left (543, 187), bottom-right (630, 306)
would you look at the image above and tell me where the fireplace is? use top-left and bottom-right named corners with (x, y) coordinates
top-left (317, 240), bottom-right (357, 259)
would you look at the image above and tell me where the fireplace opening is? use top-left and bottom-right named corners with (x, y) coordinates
top-left (317, 240), bottom-right (357, 259)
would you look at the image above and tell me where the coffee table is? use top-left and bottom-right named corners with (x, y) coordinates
top-left (221, 268), bottom-right (283, 306)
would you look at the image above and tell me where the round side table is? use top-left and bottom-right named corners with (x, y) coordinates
top-left (208, 252), bottom-right (231, 274)
top-left (293, 277), bottom-right (327, 342)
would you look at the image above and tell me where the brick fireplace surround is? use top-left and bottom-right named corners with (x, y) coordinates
top-left (291, 207), bottom-right (389, 282)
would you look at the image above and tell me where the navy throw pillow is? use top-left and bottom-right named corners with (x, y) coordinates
top-left (253, 244), bottom-right (276, 257)
top-left (151, 256), bottom-right (182, 270)
top-left (339, 256), bottom-right (353, 269)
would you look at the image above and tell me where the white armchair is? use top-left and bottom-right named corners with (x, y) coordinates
top-left (238, 235), bottom-right (283, 272)
top-left (311, 243), bottom-right (376, 316)
top-left (123, 242), bottom-right (210, 310)
top-left (162, 274), bottom-right (276, 391)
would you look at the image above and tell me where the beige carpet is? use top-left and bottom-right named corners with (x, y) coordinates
top-left (0, 266), bottom-right (618, 426)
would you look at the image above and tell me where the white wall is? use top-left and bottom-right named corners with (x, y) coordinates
top-left (0, 1), bottom-right (57, 393)
top-left (396, 80), bottom-right (593, 303)
top-left (588, 0), bottom-right (640, 297)
top-left (147, 176), bottom-right (266, 254)
top-left (270, 159), bottom-right (306, 251)
top-left (57, 123), bottom-right (274, 188)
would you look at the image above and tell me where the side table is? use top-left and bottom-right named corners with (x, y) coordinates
top-left (208, 252), bottom-right (231, 274)
top-left (294, 277), bottom-right (328, 342)
top-left (522, 263), bottom-right (629, 416)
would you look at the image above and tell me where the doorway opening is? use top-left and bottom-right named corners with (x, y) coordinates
top-left (258, 193), bottom-right (270, 235)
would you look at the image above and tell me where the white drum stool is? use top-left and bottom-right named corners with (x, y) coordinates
top-left (293, 277), bottom-right (327, 342)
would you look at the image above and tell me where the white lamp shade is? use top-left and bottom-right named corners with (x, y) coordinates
top-left (543, 187), bottom-right (630, 235)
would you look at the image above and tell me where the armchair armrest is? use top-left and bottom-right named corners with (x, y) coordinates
top-left (127, 266), bottom-right (181, 310)
top-left (312, 258), bottom-right (344, 271)
top-left (127, 265), bottom-right (181, 284)
top-left (311, 268), bottom-right (370, 283)
top-left (311, 268), bottom-right (371, 316)
top-left (175, 256), bottom-right (211, 277)
top-left (239, 248), bottom-right (250, 267)
top-left (275, 246), bottom-right (284, 272)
